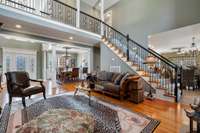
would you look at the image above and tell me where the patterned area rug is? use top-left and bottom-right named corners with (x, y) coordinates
top-left (0, 93), bottom-right (160, 133)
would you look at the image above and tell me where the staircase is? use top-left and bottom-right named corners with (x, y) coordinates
top-left (101, 22), bottom-right (183, 102)
top-left (0, 0), bottom-right (182, 102)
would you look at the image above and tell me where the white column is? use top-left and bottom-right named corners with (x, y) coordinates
top-left (52, 45), bottom-right (57, 83)
top-left (42, 50), bottom-right (47, 80)
top-left (89, 48), bottom-right (94, 73)
top-left (76, 0), bottom-right (80, 28)
top-left (100, 0), bottom-right (104, 35)
top-left (34, 0), bottom-right (41, 15)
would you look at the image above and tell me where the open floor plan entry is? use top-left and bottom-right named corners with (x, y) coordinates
top-left (0, 0), bottom-right (200, 132)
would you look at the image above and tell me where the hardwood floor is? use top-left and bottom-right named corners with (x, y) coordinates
top-left (0, 81), bottom-right (192, 133)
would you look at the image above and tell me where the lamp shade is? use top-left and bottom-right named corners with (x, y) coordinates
top-left (143, 56), bottom-right (157, 65)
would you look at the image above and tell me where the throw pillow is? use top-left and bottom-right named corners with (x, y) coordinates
top-left (111, 73), bottom-right (119, 82)
top-left (120, 73), bottom-right (130, 86)
top-left (114, 74), bottom-right (124, 85)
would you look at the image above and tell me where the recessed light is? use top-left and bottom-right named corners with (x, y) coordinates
top-left (106, 13), bottom-right (111, 17)
top-left (69, 37), bottom-right (73, 40)
top-left (16, 24), bottom-right (22, 28)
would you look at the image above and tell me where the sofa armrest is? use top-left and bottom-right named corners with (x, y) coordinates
top-left (30, 79), bottom-right (43, 83)
top-left (120, 76), bottom-right (140, 88)
top-left (119, 76), bottom-right (141, 100)
top-left (30, 79), bottom-right (45, 90)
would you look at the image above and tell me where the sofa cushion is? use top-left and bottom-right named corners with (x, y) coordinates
top-left (114, 74), bottom-right (124, 85)
top-left (96, 71), bottom-right (107, 81)
top-left (22, 86), bottom-right (43, 96)
top-left (103, 82), bottom-right (120, 94)
top-left (95, 81), bottom-right (108, 86)
top-left (106, 72), bottom-right (114, 81)
top-left (95, 81), bottom-right (112, 91)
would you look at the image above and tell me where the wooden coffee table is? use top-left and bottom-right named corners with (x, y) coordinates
top-left (74, 85), bottom-right (93, 105)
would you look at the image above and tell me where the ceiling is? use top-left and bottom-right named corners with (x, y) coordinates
top-left (0, 12), bottom-right (100, 47)
top-left (149, 23), bottom-right (200, 53)
top-left (83, 0), bottom-right (120, 10)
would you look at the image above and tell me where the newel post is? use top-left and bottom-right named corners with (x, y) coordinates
top-left (126, 34), bottom-right (130, 61)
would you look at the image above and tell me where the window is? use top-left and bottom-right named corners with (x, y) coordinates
top-left (16, 56), bottom-right (26, 71)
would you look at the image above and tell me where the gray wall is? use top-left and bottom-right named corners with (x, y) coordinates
top-left (93, 46), bottom-right (100, 71)
top-left (100, 44), bottom-right (133, 73)
top-left (108, 0), bottom-right (200, 46)
top-left (0, 40), bottom-right (43, 79)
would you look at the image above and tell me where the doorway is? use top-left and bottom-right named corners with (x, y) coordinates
top-left (3, 48), bottom-right (37, 79)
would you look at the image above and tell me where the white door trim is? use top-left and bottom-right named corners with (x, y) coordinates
top-left (2, 48), bottom-right (37, 55)
top-left (2, 47), bottom-right (37, 80)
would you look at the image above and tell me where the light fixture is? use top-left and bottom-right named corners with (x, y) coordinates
top-left (48, 44), bottom-right (52, 50)
top-left (148, 35), bottom-right (151, 39)
top-left (15, 24), bottom-right (22, 28)
top-left (192, 37), bottom-right (196, 47)
top-left (106, 13), bottom-right (111, 17)
top-left (190, 37), bottom-right (199, 57)
top-left (69, 36), bottom-right (73, 40)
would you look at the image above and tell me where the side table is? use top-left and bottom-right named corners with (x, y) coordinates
top-left (185, 109), bottom-right (200, 132)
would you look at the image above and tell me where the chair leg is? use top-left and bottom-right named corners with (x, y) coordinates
top-left (29, 95), bottom-right (31, 99)
top-left (43, 91), bottom-right (46, 100)
top-left (22, 97), bottom-right (26, 107)
top-left (9, 95), bottom-right (12, 105)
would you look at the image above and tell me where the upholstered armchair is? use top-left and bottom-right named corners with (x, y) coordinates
top-left (5, 71), bottom-right (46, 107)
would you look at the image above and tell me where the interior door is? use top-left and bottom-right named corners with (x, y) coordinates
top-left (4, 51), bottom-right (37, 79)
top-left (27, 55), bottom-right (37, 79)
top-left (5, 53), bottom-right (15, 72)
top-left (16, 55), bottom-right (26, 71)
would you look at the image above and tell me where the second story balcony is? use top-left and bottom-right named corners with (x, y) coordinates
top-left (0, 0), bottom-right (120, 46)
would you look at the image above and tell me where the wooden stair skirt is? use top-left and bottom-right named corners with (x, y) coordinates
top-left (127, 81), bottom-right (144, 104)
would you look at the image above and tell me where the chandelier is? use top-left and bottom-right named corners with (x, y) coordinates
top-left (190, 37), bottom-right (199, 57)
